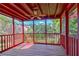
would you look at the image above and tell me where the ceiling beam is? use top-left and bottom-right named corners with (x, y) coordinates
top-left (0, 8), bottom-right (24, 20)
top-left (0, 12), bottom-right (22, 20)
top-left (20, 3), bottom-right (33, 15)
top-left (37, 3), bottom-right (43, 14)
top-left (9, 3), bottom-right (31, 18)
top-left (54, 3), bottom-right (58, 17)
top-left (0, 4), bottom-right (28, 19)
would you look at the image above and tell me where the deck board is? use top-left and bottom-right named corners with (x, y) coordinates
top-left (0, 43), bottom-right (66, 56)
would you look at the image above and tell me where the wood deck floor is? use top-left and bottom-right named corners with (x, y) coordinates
top-left (0, 43), bottom-right (66, 56)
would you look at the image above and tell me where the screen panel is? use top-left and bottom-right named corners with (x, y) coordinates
top-left (0, 14), bottom-right (13, 35)
top-left (53, 19), bottom-right (60, 33)
top-left (23, 19), bottom-right (60, 44)
top-left (69, 8), bottom-right (77, 37)
top-left (14, 20), bottom-right (22, 34)
top-left (34, 20), bottom-right (45, 33)
top-left (24, 21), bottom-right (33, 33)
top-left (14, 19), bottom-right (23, 44)
top-left (34, 20), bottom-right (45, 43)
top-left (0, 14), bottom-right (13, 51)
top-left (47, 19), bottom-right (54, 33)
top-left (24, 21), bottom-right (33, 43)
top-left (47, 19), bottom-right (60, 44)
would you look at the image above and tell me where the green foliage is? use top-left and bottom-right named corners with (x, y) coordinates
top-left (24, 19), bottom-right (60, 43)
top-left (53, 19), bottom-right (60, 33)
top-left (0, 14), bottom-right (13, 34)
top-left (34, 24), bottom-right (45, 33)
top-left (69, 18), bottom-right (77, 36)
top-left (24, 19), bottom-right (60, 33)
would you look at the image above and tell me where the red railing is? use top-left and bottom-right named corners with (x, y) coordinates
top-left (60, 35), bottom-right (79, 56)
top-left (60, 35), bottom-right (66, 49)
top-left (68, 37), bottom-right (78, 56)
top-left (15, 34), bottom-right (23, 45)
top-left (0, 33), bottom-right (23, 53)
top-left (0, 33), bottom-right (60, 53)
top-left (24, 33), bottom-right (60, 45)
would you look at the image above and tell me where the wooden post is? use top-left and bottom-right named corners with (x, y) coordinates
top-left (22, 21), bottom-right (24, 43)
top-left (60, 16), bottom-right (62, 34)
top-left (12, 17), bottom-right (15, 46)
top-left (60, 16), bottom-right (62, 45)
top-left (45, 19), bottom-right (47, 44)
top-left (65, 10), bottom-right (69, 55)
top-left (33, 20), bottom-right (35, 43)
top-left (77, 4), bottom-right (79, 56)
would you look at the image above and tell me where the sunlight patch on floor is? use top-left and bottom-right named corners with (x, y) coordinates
top-left (15, 43), bottom-right (34, 49)
top-left (21, 43), bottom-right (34, 49)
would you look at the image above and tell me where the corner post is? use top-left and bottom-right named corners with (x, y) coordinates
top-left (77, 4), bottom-right (79, 56)
top-left (65, 10), bottom-right (69, 55)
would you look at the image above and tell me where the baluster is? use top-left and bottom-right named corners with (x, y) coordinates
top-left (9, 35), bottom-right (10, 47)
top-left (12, 35), bottom-right (13, 47)
top-left (2, 36), bottom-right (4, 50)
top-left (7, 35), bottom-right (8, 48)
top-left (1, 36), bottom-right (3, 51)
top-left (0, 36), bottom-right (1, 52)
top-left (11, 35), bottom-right (12, 47)
top-left (4, 36), bottom-right (6, 50)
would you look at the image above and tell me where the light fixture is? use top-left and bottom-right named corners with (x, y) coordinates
top-left (31, 7), bottom-right (46, 20)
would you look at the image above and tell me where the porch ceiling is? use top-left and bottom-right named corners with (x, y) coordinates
top-left (0, 3), bottom-right (74, 21)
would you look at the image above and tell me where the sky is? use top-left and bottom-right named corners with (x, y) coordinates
top-left (14, 19), bottom-right (53, 26)
top-left (15, 20), bottom-right (22, 25)
top-left (24, 19), bottom-right (53, 26)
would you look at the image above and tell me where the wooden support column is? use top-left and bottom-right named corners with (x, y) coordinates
top-left (77, 4), bottom-right (79, 56)
top-left (22, 21), bottom-right (24, 43)
top-left (45, 19), bottom-right (47, 44)
top-left (77, 4), bottom-right (79, 38)
top-left (65, 10), bottom-right (69, 55)
top-left (33, 20), bottom-right (35, 43)
top-left (13, 17), bottom-right (15, 46)
top-left (60, 16), bottom-right (62, 34)
top-left (60, 16), bottom-right (62, 45)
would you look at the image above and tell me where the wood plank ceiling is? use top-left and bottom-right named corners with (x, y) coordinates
top-left (0, 3), bottom-right (71, 21)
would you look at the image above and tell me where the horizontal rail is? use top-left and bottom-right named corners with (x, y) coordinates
top-left (0, 33), bottom-right (23, 36)
top-left (24, 32), bottom-right (60, 35)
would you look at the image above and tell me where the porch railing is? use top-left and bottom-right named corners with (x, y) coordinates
top-left (0, 33), bottom-right (23, 53)
top-left (24, 33), bottom-right (60, 45)
top-left (60, 35), bottom-right (79, 56)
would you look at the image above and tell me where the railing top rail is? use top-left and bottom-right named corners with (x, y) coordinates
top-left (0, 33), bottom-right (22, 36)
top-left (24, 33), bottom-right (60, 34)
